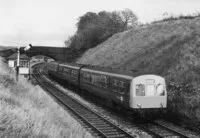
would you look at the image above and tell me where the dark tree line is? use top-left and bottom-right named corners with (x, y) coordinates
top-left (65, 9), bottom-right (138, 52)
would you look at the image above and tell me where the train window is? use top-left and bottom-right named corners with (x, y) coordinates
top-left (91, 74), bottom-right (96, 85)
top-left (83, 72), bottom-right (91, 83)
top-left (111, 79), bottom-right (125, 94)
top-left (113, 79), bottom-right (118, 86)
top-left (156, 84), bottom-right (165, 96)
top-left (50, 64), bottom-right (52, 70)
top-left (63, 68), bottom-right (69, 73)
top-left (119, 81), bottom-right (125, 88)
top-left (119, 81), bottom-right (125, 94)
top-left (51, 63), bottom-right (56, 71)
top-left (136, 84), bottom-right (145, 96)
top-left (91, 74), bottom-right (100, 86)
top-left (71, 70), bottom-right (78, 77)
top-left (118, 87), bottom-right (125, 94)
top-left (90, 74), bottom-right (109, 88)
top-left (102, 75), bottom-right (109, 88)
top-left (58, 66), bottom-right (63, 72)
top-left (52, 64), bottom-right (56, 71)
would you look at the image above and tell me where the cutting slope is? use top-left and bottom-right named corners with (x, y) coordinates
top-left (77, 18), bottom-right (200, 129)
top-left (77, 18), bottom-right (200, 87)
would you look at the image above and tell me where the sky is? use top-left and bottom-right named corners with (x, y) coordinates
top-left (0, 0), bottom-right (200, 47)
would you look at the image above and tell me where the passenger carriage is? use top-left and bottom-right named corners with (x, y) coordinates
top-left (47, 61), bottom-right (167, 110)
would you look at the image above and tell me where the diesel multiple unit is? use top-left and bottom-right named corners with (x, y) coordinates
top-left (47, 61), bottom-right (167, 110)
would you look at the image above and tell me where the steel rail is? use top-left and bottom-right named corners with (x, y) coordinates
top-left (139, 122), bottom-right (191, 138)
top-left (152, 121), bottom-right (191, 138)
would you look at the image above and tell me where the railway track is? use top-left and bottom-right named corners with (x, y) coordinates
top-left (33, 64), bottom-right (135, 138)
top-left (32, 64), bottom-right (192, 138)
top-left (140, 121), bottom-right (191, 138)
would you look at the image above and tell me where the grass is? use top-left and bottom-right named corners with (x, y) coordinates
top-left (76, 17), bottom-right (200, 131)
top-left (167, 82), bottom-right (200, 132)
top-left (153, 12), bottom-right (200, 23)
top-left (0, 57), bottom-right (93, 138)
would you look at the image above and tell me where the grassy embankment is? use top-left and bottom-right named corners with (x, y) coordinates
top-left (77, 17), bottom-right (200, 131)
top-left (0, 57), bottom-right (92, 138)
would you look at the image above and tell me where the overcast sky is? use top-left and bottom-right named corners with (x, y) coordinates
top-left (0, 0), bottom-right (200, 47)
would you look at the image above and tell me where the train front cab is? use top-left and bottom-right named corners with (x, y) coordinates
top-left (130, 75), bottom-right (167, 109)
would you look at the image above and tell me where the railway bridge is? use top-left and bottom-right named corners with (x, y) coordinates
top-left (0, 46), bottom-right (74, 62)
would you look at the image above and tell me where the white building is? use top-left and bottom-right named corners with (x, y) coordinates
top-left (7, 53), bottom-right (30, 76)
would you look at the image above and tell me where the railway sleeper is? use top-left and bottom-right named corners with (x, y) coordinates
top-left (151, 128), bottom-right (174, 135)
top-left (86, 117), bottom-right (101, 120)
top-left (104, 132), bottom-right (126, 135)
top-left (85, 117), bottom-right (100, 120)
top-left (157, 130), bottom-right (173, 135)
top-left (90, 120), bottom-right (106, 123)
top-left (73, 105), bottom-right (91, 111)
top-left (82, 113), bottom-right (96, 116)
top-left (90, 122), bottom-right (109, 126)
top-left (92, 124), bottom-right (112, 128)
top-left (161, 134), bottom-right (179, 137)
top-left (68, 105), bottom-right (83, 109)
top-left (87, 119), bottom-right (103, 122)
top-left (104, 133), bottom-right (127, 138)
top-left (75, 109), bottom-right (90, 113)
top-left (98, 129), bottom-right (121, 133)
top-left (96, 127), bottom-right (115, 131)
top-left (75, 110), bottom-right (91, 115)
top-left (84, 116), bottom-right (99, 119)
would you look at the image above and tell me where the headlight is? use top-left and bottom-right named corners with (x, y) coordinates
top-left (157, 84), bottom-right (165, 96)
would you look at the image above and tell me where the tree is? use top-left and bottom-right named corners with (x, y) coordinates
top-left (65, 9), bottom-right (138, 52)
top-left (77, 12), bottom-right (99, 31)
top-left (64, 35), bottom-right (74, 48)
top-left (119, 9), bottom-right (138, 30)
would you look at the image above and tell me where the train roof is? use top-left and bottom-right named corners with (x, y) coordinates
top-left (54, 62), bottom-right (162, 78)
top-left (59, 62), bottom-right (83, 68)
top-left (80, 64), bottom-right (138, 77)
top-left (58, 62), bottom-right (133, 75)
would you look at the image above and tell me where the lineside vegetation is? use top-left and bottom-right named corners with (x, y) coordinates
top-left (0, 57), bottom-right (92, 138)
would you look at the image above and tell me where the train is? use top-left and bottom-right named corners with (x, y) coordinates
top-left (46, 61), bottom-right (167, 117)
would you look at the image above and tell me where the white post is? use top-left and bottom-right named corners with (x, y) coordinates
top-left (17, 47), bottom-right (20, 67)
top-left (16, 47), bottom-right (20, 81)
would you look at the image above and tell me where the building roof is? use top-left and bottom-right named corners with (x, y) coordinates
top-left (7, 53), bottom-right (30, 60)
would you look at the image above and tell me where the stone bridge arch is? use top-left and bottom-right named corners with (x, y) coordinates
top-left (0, 46), bottom-right (74, 62)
